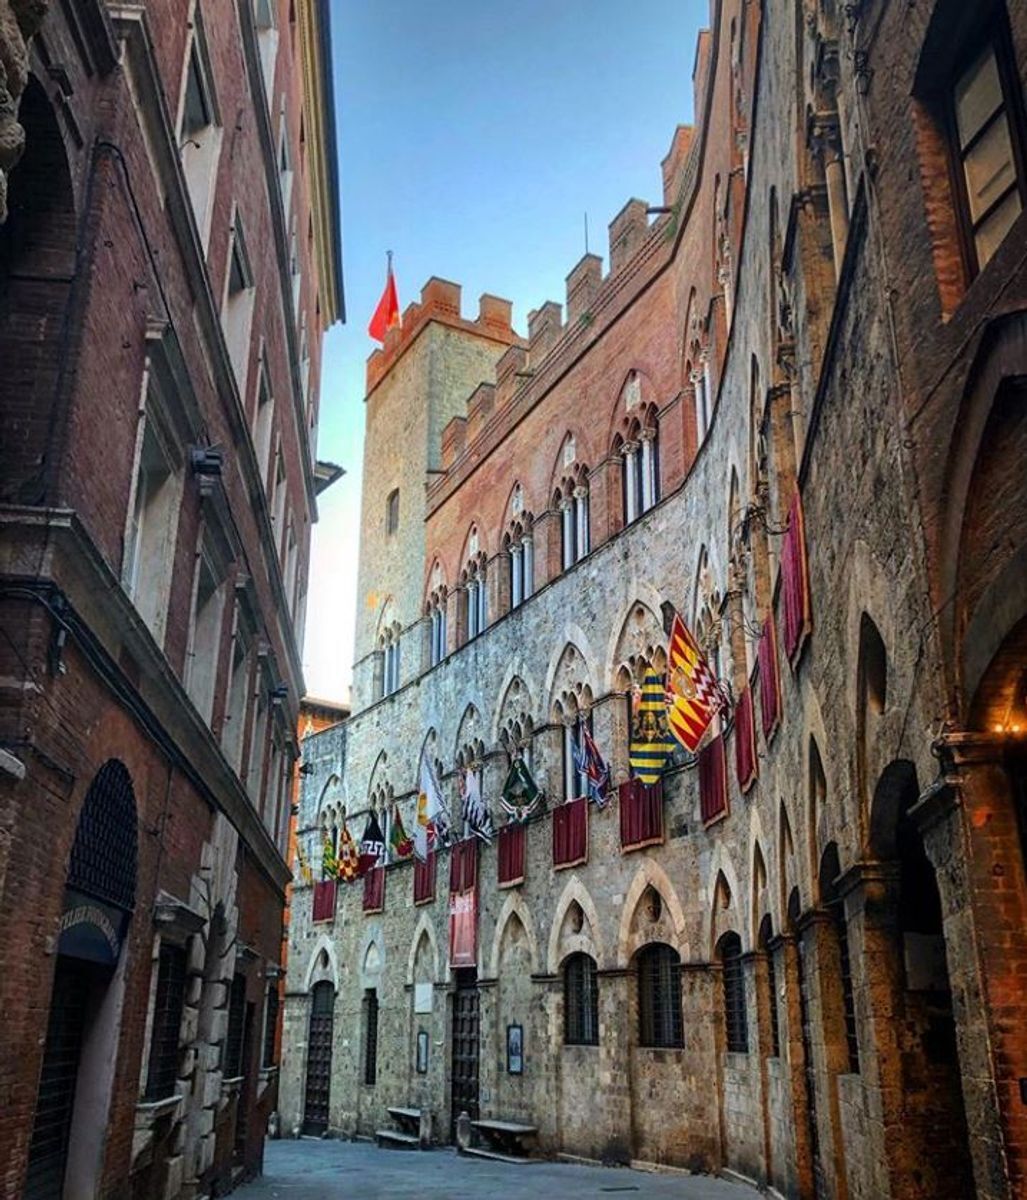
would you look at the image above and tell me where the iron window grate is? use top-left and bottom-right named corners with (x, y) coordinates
top-left (720, 933), bottom-right (749, 1053)
top-left (637, 943), bottom-right (683, 1048)
top-left (564, 953), bottom-right (599, 1045)
top-left (145, 942), bottom-right (186, 1100)
top-left (364, 990), bottom-right (379, 1085)
top-left (263, 984), bottom-right (280, 1069)
top-left (68, 759), bottom-right (138, 912)
top-left (766, 947), bottom-right (781, 1057)
top-left (224, 973), bottom-right (246, 1078)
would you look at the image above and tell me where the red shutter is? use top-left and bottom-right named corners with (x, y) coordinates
top-left (734, 685), bottom-right (757, 793)
top-left (362, 866), bottom-right (385, 913)
top-left (699, 734), bottom-right (728, 824)
top-left (449, 839), bottom-right (478, 894)
top-left (497, 824), bottom-right (526, 888)
top-left (619, 778), bottom-right (665, 851)
top-left (553, 797), bottom-right (588, 869)
top-left (758, 616), bottom-right (782, 739)
top-left (413, 852), bottom-right (436, 905)
top-left (312, 880), bottom-right (337, 922)
top-left (781, 490), bottom-right (812, 664)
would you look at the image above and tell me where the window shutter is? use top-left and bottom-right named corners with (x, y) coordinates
top-left (553, 797), bottom-right (588, 869)
top-left (699, 734), bottom-right (728, 825)
top-left (497, 823), bottom-right (526, 888)
top-left (734, 685), bottom-right (758, 793)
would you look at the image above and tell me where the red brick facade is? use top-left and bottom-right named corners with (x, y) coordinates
top-left (0, 1), bottom-right (341, 1196)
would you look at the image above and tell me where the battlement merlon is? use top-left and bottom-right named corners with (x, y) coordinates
top-left (365, 277), bottom-right (522, 395)
top-left (661, 126), bottom-right (695, 208)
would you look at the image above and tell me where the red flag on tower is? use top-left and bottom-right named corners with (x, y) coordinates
top-left (368, 253), bottom-right (400, 342)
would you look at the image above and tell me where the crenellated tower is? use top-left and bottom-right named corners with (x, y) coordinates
top-left (352, 277), bottom-right (521, 713)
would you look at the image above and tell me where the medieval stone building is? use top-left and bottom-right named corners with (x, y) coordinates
top-left (0, 1), bottom-right (342, 1197)
top-left (282, 0), bottom-right (1027, 1197)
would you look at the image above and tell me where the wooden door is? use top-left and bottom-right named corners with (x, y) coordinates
top-left (23, 959), bottom-right (96, 1199)
top-left (302, 982), bottom-right (334, 1135)
top-left (450, 971), bottom-right (480, 1136)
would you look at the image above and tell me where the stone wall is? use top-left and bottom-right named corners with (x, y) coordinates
top-left (281, 0), bottom-right (1027, 1196)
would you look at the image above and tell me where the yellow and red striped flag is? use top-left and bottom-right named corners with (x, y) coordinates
top-left (666, 612), bottom-right (729, 752)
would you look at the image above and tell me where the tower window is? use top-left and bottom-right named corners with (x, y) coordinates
top-left (948, 34), bottom-right (1025, 274)
top-left (386, 488), bottom-right (399, 535)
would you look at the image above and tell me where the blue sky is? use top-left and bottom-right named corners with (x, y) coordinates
top-left (303, 0), bottom-right (705, 703)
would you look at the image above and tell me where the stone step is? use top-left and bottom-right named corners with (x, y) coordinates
top-left (460, 1145), bottom-right (536, 1165)
top-left (388, 1106), bottom-right (421, 1121)
top-left (375, 1129), bottom-right (422, 1150)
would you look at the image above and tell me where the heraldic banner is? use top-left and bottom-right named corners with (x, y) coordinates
top-left (449, 888), bottom-right (477, 968)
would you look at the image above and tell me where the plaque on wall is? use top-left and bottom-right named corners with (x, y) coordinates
top-left (414, 982), bottom-right (433, 1013)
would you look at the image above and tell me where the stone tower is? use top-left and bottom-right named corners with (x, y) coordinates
top-left (352, 277), bottom-right (520, 712)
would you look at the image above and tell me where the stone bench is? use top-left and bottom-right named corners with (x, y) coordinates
top-left (468, 1118), bottom-right (538, 1161)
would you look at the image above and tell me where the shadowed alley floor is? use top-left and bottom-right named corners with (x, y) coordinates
top-left (236, 1138), bottom-right (755, 1198)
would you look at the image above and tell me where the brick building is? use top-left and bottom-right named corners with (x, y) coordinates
top-left (0, 1), bottom-right (342, 1197)
top-left (282, 0), bottom-right (1027, 1197)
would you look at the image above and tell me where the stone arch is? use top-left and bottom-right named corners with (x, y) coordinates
top-left (707, 842), bottom-right (744, 954)
top-left (366, 749), bottom-right (389, 807)
top-left (488, 890), bottom-right (540, 979)
top-left (453, 702), bottom-right (485, 765)
top-left (936, 311), bottom-right (1027, 716)
top-left (406, 911), bottom-right (440, 985)
top-left (751, 838), bottom-right (770, 947)
top-left (358, 926), bottom-right (384, 990)
top-left (547, 875), bottom-right (606, 972)
top-left (617, 858), bottom-right (688, 965)
top-left (778, 798), bottom-right (800, 918)
top-left (605, 366), bottom-right (659, 444)
top-left (601, 581), bottom-right (669, 690)
top-left (492, 669), bottom-right (535, 745)
top-left (608, 597), bottom-right (668, 692)
top-left (545, 634), bottom-right (599, 717)
top-left (303, 933), bottom-right (341, 991)
top-left (548, 427), bottom-right (592, 499)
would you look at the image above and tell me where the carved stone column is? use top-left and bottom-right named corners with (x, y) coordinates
top-left (0, 0), bottom-right (48, 222)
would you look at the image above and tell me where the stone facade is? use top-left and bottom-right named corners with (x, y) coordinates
top-left (283, 1), bottom-right (1027, 1198)
top-left (0, 2), bottom-right (341, 1198)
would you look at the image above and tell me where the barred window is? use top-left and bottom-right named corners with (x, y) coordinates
top-left (224, 972), bottom-right (247, 1078)
top-left (637, 943), bottom-right (683, 1049)
top-left (262, 983), bottom-right (280, 1069)
top-left (719, 932), bottom-right (748, 1053)
top-left (836, 910), bottom-right (860, 1073)
top-left (364, 989), bottom-right (379, 1085)
top-left (145, 942), bottom-right (186, 1100)
top-left (563, 953), bottom-right (599, 1046)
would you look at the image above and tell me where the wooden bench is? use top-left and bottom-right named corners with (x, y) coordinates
top-left (468, 1118), bottom-right (538, 1161)
top-left (375, 1105), bottom-right (429, 1150)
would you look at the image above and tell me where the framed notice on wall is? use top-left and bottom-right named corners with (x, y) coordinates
top-left (416, 1029), bottom-right (429, 1074)
top-left (506, 1023), bottom-right (523, 1075)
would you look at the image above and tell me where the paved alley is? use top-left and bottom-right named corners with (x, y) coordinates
top-left (238, 1139), bottom-right (755, 1199)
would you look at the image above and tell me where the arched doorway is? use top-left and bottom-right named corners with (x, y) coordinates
top-left (24, 760), bottom-right (138, 1199)
top-left (302, 981), bottom-right (335, 1135)
top-left (870, 762), bottom-right (975, 1200)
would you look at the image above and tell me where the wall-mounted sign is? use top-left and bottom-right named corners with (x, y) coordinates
top-left (416, 1029), bottom-right (429, 1074)
top-left (57, 888), bottom-right (128, 966)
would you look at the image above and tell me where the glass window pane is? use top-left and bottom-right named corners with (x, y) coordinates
top-left (183, 52), bottom-right (210, 135)
top-left (974, 188), bottom-right (1022, 268)
top-left (955, 46), bottom-right (1003, 148)
top-left (962, 113), bottom-right (1017, 222)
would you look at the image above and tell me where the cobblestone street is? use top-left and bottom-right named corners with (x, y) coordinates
top-left (239, 1140), bottom-right (754, 1199)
